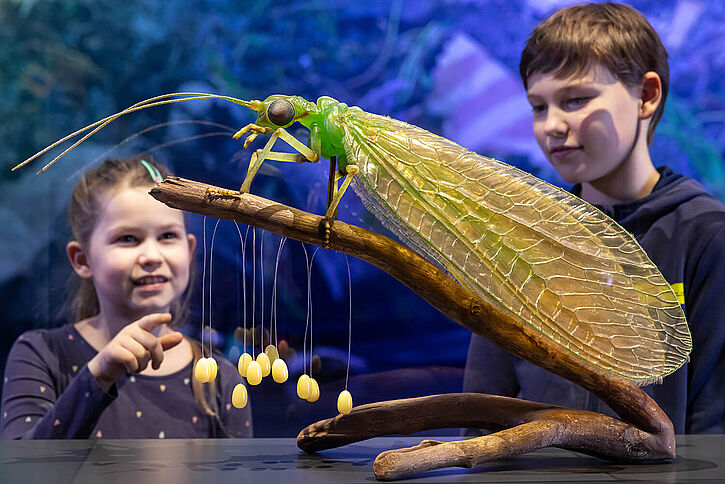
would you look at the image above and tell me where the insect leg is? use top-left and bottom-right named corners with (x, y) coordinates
top-left (326, 165), bottom-right (359, 219)
top-left (323, 164), bottom-right (359, 247)
top-left (239, 127), bottom-right (320, 193)
top-left (252, 124), bottom-right (324, 163)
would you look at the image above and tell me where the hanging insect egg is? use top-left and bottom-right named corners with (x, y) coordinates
top-left (337, 390), bottom-right (353, 414)
top-left (207, 357), bottom-right (218, 382)
top-left (265, 344), bottom-right (279, 362)
top-left (195, 357), bottom-right (211, 383)
top-left (238, 352), bottom-right (252, 377)
top-left (232, 383), bottom-right (248, 409)
top-left (271, 358), bottom-right (288, 383)
top-left (297, 374), bottom-right (311, 399)
top-left (246, 360), bottom-right (263, 385)
top-left (306, 378), bottom-right (320, 402)
top-left (256, 352), bottom-right (271, 377)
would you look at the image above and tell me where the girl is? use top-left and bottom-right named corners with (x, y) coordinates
top-left (1, 156), bottom-right (252, 439)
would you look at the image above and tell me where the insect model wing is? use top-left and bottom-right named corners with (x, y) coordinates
top-left (337, 107), bottom-right (691, 384)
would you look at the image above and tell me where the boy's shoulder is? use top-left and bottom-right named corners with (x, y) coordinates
top-left (662, 169), bottom-right (725, 224)
top-left (649, 168), bottom-right (725, 258)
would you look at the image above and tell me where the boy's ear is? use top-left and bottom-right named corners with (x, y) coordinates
top-left (67, 241), bottom-right (93, 279)
top-left (639, 71), bottom-right (662, 120)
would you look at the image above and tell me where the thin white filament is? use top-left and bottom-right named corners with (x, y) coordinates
top-left (306, 247), bottom-right (321, 377)
top-left (252, 228), bottom-right (256, 357)
top-left (234, 223), bottom-right (249, 352)
top-left (208, 218), bottom-right (221, 358)
top-left (201, 217), bottom-right (207, 358)
top-left (260, 232), bottom-right (265, 354)
top-left (272, 237), bottom-right (288, 348)
top-left (345, 255), bottom-right (352, 390)
top-left (301, 243), bottom-right (310, 375)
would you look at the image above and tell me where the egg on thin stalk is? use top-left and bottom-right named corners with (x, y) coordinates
top-left (337, 390), bottom-right (353, 414)
top-left (271, 358), bottom-right (288, 383)
top-left (246, 360), bottom-right (263, 385)
top-left (297, 374), bottom-right (311, 399)
top-left (194, 358), bottom-right (211, 383)
top-left (232, 383), bottom-right (248, 409)
top-left (265, 344), bottom-right (279, 362)
top-left (238, 352), bottom-right (252, 377)
top-left (207, 357), bottom-right (218, 382)
top-left (306, 378), bottom-right (320, 403)
top-left (256, 352), bottom-right (271, 377)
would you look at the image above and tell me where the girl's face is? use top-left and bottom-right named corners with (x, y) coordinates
top-left (84, 186), bottom-right (196, 321)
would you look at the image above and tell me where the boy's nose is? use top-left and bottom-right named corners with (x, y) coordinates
top-left (543, 109), bottom-right (568, 137)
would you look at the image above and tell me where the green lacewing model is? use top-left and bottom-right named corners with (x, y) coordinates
top-left (14, 92), bottom-right (692, 385)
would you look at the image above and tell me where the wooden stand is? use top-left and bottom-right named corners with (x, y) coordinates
top-left (151, 177), bottom-right (675, 480)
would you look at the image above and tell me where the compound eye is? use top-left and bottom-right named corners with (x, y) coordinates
top-left (267, 99), bottom-right (295, 126)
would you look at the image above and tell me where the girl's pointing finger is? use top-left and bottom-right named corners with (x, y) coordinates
top-left (136, 313), bottom-right (173, 332)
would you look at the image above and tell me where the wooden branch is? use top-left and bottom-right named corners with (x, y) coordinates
top-left (297, 393), bottom-right (673, 480)
top-left (151, 177), bottom-right (675, 478)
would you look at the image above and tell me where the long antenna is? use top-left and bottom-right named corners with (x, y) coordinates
top-left (13, 92), bottom-right (257, 173)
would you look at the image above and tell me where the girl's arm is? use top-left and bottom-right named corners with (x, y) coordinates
top-left (1, 313), bottom-right (182, 439)
top-left (86, 313), bottom-right (182, 392)
top-left (1, 330), bottom-right (116, 439)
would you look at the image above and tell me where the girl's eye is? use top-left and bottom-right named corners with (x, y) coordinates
top-left (115, 235), bottom-right (137, 243)
top-left (531, 104), bottom-right (546, 114)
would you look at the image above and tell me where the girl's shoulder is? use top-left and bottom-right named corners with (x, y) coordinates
top-left (15, 324), bottom-right (96, 358)
top-left (13, 325), bottom-right (85, 351)
top-left (8, 325), bottom-right (96, 379)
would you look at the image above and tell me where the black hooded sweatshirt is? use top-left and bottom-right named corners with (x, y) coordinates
top-left (464, 166), bottom-right (725, 433)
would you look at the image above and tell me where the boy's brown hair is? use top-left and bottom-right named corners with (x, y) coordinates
top-left (520, 2), bottom-right (669, 144)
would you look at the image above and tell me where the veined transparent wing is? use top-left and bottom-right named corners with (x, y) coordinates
top-left (339, 107), bottom-right (691, 384)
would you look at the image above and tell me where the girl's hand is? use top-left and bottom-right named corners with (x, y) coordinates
top-left (87, 313), bottom-right (183, 392)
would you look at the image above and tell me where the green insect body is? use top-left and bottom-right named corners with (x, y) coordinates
top-left (15, 92), bottom-right (692, 385)
top-left (249, 94), bottom-right (691, 384)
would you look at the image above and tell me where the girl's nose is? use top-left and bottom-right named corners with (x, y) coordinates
top-left (138, 240), bottom-right (163, 267)
top-left (543, 108), bottom-right (568, 138)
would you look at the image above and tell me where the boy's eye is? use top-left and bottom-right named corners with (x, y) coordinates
top-left (531, 104), bottom-right (546, 114)
top-left (160, 232), bottom-right (178, 240)
top-left (567, 97), bottom-right (590, 106)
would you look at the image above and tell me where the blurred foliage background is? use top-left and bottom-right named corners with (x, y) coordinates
top-left (2, 0), bottom-right (724, 436)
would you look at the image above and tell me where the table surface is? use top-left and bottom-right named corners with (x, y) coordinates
top-left (1, 435), bottom-right (724, 483)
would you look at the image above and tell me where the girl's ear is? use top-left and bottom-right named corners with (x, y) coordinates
top-left (639, 71), bottom-right (662, 120)
top-left (187, 233), bottom-right (197, 255)
top-left (67, 241), bottom-right (93, 279)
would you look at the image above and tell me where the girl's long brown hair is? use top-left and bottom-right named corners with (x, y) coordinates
top-left (68, 154), bottom-right (223, 425)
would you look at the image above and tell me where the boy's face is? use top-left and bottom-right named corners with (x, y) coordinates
top-left (526, 63), bottom-right (642, 185)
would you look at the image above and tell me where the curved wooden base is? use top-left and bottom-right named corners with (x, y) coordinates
top-left (297, 393), bottom-right (674, 480)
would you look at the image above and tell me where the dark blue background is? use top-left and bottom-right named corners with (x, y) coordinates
top-left (2, 0), bottom-right (724, 436)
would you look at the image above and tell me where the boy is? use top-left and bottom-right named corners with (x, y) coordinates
top-left (464, 2), bottom-right (725, 434)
